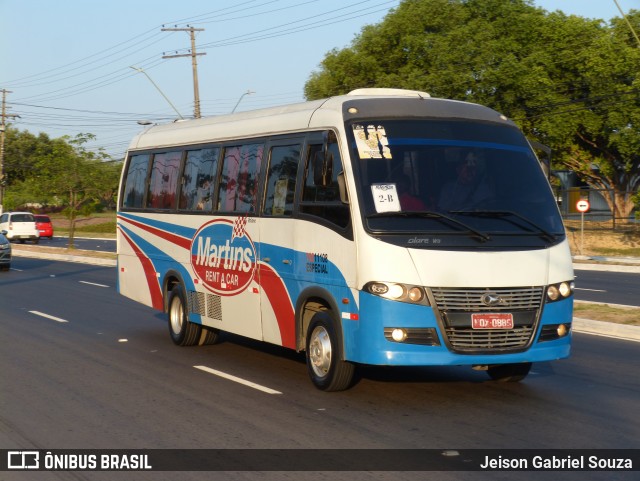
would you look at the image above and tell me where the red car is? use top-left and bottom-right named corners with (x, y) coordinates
top-left (34, 215), bottom-right (54, 239)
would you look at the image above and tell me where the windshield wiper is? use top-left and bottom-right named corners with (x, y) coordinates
top-left (367, 210), bottom-right (491, 242)
top-left (449, 209), bottom-right (560, 242)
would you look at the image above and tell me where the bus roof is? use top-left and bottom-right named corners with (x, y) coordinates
top-left (126, 88), bottom-right (512, 151)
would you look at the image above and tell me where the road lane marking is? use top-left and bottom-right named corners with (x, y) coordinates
top-left (29, 311), bottom-right (69, 323)
top-left (193, 365), bottom-right (282, 395)
top-left (575, 287), bottom-right (606, 292)
top-left (79, 280), bottom-right (110, 288)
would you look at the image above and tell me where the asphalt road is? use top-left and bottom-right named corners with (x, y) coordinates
top-left (1, 257), bottom-right (639, 480)
top-left (573, 268), bottom-right (640, 307)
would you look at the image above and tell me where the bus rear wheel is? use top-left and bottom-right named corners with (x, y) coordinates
top-left (168, 285), bottom-right (219, 346)
top-left (487, 362), bottom-right (532, 382)
top-left (305, 312), bottom-right (355, 391)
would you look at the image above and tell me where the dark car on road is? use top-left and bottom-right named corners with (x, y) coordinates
top-left (0, 230), bottom-right (11, 271)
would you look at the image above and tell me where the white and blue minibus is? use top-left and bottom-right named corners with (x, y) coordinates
top-left (117, 88), bottom-right (574, 391)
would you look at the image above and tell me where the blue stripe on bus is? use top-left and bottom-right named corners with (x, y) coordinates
top-left (385, 138), bottom-right (532, 153)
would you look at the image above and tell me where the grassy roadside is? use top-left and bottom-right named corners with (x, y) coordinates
top-left (574, 302), bottom-right (639, 327)
top-left (48, 212), bottom-right (117, 239)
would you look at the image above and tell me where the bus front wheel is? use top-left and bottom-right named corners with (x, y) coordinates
top-left (167, 285), bottom-right (219, 346)
top-left (305, 313), bottom-right (355, 391)
top-left (487, 362), bottom-right (532, 382)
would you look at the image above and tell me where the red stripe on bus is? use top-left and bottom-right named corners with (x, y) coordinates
top-left (119, 227), bottom-right (164, 311)
top-left (118, 215), bottom-right (191, 250)
top-left (257, 264), bottom-right (296, 349)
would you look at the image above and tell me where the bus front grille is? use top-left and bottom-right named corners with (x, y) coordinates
top-left (431, 286), bottom-right (543, 311)
top-left (429, 286), bottom-right (543, 353)
top-left (444, 326), bottom-right (534, 351)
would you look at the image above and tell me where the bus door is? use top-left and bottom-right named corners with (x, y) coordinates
top-left (258, 139), bottom-right (304, 349)
top-left (193, 143), bottom-right (264, 340)
top-left (295, 132), bottom-right (355, 301)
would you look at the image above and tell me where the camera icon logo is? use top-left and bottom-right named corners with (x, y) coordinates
top-left (7, 451), bottom-right (40, 469)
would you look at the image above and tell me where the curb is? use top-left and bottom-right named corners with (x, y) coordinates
top-left (572, 318), bottom-right (640, 343)
top-left (12, 249), bottom-right (117, 267)
top-left (573, 263), bottom-right (640, 273)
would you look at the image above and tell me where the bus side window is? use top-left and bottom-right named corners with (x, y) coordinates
top-left (180, 148), bottom-right (220, 211)
top-left (121, 153), bottom-right (150, 209)
top-left (146, 151), bottom-right (182, 210)
top-left (263, 144), bottom-right (301, 216)
top-left (300, 140), bottom-right (350, 229)
top-left (217, 143), bottom-right (264, 213)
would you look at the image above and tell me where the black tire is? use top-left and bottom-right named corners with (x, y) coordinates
top-left (200, 326), bottom-right (220, 346)
top-left (487, 362), bottom-right (532, 382)
top-left (0, 264), bottom-right (9, 272)
top-left (168, 285), bottom-right (204, 346)
top-left (305, 312), bottom-right (355, 391)
top-left (33, 238), bottom-right (39, 244)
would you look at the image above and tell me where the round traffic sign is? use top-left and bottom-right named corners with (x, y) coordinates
top-left (576, 199), bottom-right (590, 213)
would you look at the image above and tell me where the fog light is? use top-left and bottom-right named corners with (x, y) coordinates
top-left (391, 328), bottom-right (407, 342)
top-left (557, 324), bottom-right (569, 337)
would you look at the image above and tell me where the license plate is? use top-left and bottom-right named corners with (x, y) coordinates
top-left (472, 313), bottom-right (514, 329)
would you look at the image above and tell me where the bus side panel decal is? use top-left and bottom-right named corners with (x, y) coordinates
top-left (190, 218), bottom-right (257, 296)
top-left (118, 226), bottom-right (164, 310)
top-left (258, 262), bottom-right (296, 349)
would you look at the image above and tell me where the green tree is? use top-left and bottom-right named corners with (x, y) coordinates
top-left (4, 128), bottom-right (120, 244)
top-left (40, 133), bottom-right (114, 248)
top-left (305, 0), bottom-right (640, 220)
top-left (3, 127), bottom-right (54, 185)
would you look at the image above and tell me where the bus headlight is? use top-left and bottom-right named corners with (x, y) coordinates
top-left (546, 281), bottom-right (574, 303)
top-left (364, 281), bottom-right (429, 305)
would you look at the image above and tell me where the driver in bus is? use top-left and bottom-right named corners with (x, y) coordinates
top-left (438, 151), bottom-right (493, 211)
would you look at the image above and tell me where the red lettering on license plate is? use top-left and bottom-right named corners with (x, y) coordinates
top-left (471, 313), bottom-right (514, 329)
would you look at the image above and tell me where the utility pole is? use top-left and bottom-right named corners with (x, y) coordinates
top-left (0, 89), bottom-right (19, 213)
top-left (161, 26), bottom-right (206, 119)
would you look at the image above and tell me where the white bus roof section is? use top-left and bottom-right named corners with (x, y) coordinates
top-left (128, 98), bottom-right (331, 151)
top-left (347, 88), bottom-right (430, 98)
top-left (127, 89), bottom-right (503, 151)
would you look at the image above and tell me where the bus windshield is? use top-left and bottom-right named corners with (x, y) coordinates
top-left (348, 119), bottom-right (565, 249)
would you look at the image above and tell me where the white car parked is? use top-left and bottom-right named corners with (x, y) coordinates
top-left (0, 212), bottom-right (40, 244)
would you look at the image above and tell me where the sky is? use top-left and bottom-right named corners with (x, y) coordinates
top-left (1, 0), bottom-right (637, 158)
